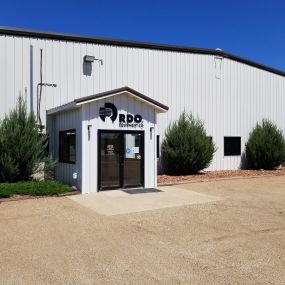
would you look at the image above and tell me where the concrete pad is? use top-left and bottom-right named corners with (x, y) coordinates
top-left (68, 186), bottom-right (222, 216)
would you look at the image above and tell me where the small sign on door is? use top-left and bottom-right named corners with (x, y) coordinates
top-left (106, 144), bottom-right (114, 154)
top-left (132, 147), bottom-right (139, 154)
top-left (125, 147), bottom-right (139, 154)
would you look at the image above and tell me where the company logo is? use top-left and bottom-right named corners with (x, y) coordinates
top-left (99, 103), bottom-right (118, 122)
top-left (99, 102), bottom-right (144, 128)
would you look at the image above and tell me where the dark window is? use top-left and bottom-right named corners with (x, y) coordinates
top-left (59, 130), bottom-right (76, 163)
top-left (224, 137), bottom-right (241, 156)
top-left (157, 135), bottom-right (160, 158)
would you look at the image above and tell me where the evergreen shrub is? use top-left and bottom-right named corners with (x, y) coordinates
top-left (245, 119), bottom-right (285, 169)
top-left (0, 97), bottom-right (49, 182)
top-left (161, 112), bottom-right (216, 175)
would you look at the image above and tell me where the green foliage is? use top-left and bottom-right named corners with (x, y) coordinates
top-left (0, 180), bottom-right (71, 198)
top-left (245, 119), bottom-right (285, 169)
top-left (0, 97), bottom-right (48, 182)
top-left (161, 112), bottom-right (216, 175)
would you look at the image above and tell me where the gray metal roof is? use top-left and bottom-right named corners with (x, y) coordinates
top-left (75, 87), bottom-right (169, 111)
top-left (47, 86), bottom-right (169, 115)
top-left (0, 26), bottom-right (284, 77)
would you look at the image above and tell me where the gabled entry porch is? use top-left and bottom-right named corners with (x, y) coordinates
top-left (47, 87), bottom-right (168, 194)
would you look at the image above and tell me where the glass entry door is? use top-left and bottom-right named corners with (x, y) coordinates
top-left (99, 131), bottom-right (144, 190)
top-left (99, 132), bottom-right (121, 188)
top-left (123, 133), bottom-right (144, 187)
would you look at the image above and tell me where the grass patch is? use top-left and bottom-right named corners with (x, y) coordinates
top-left (0, 180), bottom-right (71, 198)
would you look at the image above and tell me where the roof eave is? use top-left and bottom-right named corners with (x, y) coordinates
top-left (47, 101), bottom-right (78, 115)
top-left (0, 26), bottom-right (284, 77)
top-left (75, 87), bottom-right (169, 112)
top-left (47, 87), bottom-right (169, 115)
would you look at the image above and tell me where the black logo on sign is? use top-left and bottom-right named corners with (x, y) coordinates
top-left (99, 103), bottom-right (118, 122)
top-left (119, 114), bottom-right (142, 123)
top-left (99, 102), bottom-right (144, 128)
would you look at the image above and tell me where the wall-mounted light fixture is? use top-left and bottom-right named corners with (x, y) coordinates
top-left (87, 124), bottom-right (92, 140)
top-left (150, 127), bottom-right (154, 139)
top-left (84, 55), bottom-right (95, 62)
top-left (84, 55), bottom-right (103, 65)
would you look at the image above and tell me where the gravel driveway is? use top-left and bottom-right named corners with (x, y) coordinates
top-left (0, 176), bottom-right (284, 284)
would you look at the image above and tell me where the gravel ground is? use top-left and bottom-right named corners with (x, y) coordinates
top-left (0, 176), bottom-right (285, 284)
top-left (158, 168), bottom-right (285, 185)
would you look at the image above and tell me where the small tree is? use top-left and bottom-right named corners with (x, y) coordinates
top-left (0, 97), bottom-right (48, 182)
top-left (245, 119), bottom-right (285, 169)
top-left (161, 112), bottom-right (216, 175)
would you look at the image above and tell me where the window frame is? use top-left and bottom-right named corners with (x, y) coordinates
top-left (224, 136), bottom-right (241, 156)
top-left (59, 129), bottom-right (76, 164)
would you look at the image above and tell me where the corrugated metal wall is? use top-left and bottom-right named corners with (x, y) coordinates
top-left (48, 108), bottom-right (82, 188)
top-left (0, 35), bottom-right (285, 170)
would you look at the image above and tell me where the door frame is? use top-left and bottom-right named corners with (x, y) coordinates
top-left (98, 130), bottom-right (145, 191)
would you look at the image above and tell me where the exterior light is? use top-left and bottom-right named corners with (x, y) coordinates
top-left (84, 55), bottom-right (103, 65)
top-left (84, 55), bottom-right (95, 63)
top-left (87, 125), bottom-right (92, 140)
top-left (150, 127), bottom-right (154, 139)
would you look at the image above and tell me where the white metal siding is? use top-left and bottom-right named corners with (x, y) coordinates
top-left (48, 109), bottom-right (82, 189)
top-left (1, 34), bottom-right (285, 170)
top-left (81, 93), bottom-right (157, 193)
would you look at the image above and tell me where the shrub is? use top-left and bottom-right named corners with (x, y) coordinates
top-left (161, 112), bottom-right (216, 175)
top-left (245, 119), bottom-right (285, 169)
top-left (0, 180), bottom-right (71, 198)
top-left (0, 97), bottom-right (48, 182)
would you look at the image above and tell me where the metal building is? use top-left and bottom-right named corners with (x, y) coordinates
top-left (0, 27), bottom-right (284, 193)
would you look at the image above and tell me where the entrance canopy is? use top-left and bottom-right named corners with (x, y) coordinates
top-left (47, 86), bottom-right (169, 116)
top-left (47, 87), bottom-right (168, 194)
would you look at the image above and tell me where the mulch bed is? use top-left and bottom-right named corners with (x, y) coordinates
top-left (157, 168), bottom-right (285, 186)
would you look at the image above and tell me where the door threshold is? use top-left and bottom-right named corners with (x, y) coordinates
top-left (99, 186), bottom-right (142, 192)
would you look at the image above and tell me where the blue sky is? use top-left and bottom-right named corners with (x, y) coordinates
top-left (1, 0), bottom-right (284, 71)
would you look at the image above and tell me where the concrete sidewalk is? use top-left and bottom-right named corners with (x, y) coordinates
top-left (68, 186), bottom-right (222, 215)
